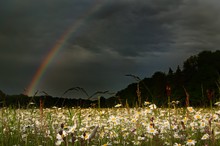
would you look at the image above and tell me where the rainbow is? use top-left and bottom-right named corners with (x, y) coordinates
top-left (26, 1), bottom-right (103, 96)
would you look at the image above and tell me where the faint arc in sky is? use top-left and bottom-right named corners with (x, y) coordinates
top-left (25, 1), bottom-right (103, 96)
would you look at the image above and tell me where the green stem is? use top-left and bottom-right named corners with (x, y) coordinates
top-left (168, 96), bottom-right (173, 145)
top-left (98, 96), bottom-right (100, 110)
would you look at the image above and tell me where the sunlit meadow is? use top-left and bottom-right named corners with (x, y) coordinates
top-left (1, 101), bottom-right (220, 146)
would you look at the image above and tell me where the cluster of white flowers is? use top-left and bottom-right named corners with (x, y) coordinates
top-left (2, 102), bottom-right (220, 145)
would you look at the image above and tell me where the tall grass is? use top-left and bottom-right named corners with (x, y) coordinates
top-left (1, 103), bottom-right (220, 145)
top-left (217, 75), bottom-right (220, 101)
top-left (1, 76), bottom-right (220, 145)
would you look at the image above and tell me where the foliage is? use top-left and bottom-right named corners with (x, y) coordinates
top-left (0, 50), bottom-right (220, 108)
top-left (116, 50), bottom-right (220, 107)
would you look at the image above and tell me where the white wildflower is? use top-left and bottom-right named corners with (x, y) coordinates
top-left (187, 107), bottom-right (195, 113)
top-left (149, 104), bottom-right (157, 110)
top-left (115, 104), bottom-right (122, 108)
top-left (186, 139), bottom-right (196, 146)
top-left (201, 133), bottom-right (209, 140)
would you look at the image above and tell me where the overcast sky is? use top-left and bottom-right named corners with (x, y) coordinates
top-left (0, 0), bottom-right (219, 97)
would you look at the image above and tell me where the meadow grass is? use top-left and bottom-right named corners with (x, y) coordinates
top-left (1, 103), bottom-right (220, 146)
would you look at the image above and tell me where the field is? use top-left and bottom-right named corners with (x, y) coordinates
top-left (1, 103), bottom-right (220, 146)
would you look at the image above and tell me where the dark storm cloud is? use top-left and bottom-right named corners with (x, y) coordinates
top-left (0, 0), bottom-right (220, 96)
top-left (172, 0), bottom-right (220, 53)
top-left (0, 0), bottom-right (93, 56)
top-left (71, 0), bottom-right (181, 57)
top-left (71, 0), bottom-right (220, 57)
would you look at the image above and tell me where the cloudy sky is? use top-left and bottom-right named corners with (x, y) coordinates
top-left (0, 0), bottom-right (219, 97)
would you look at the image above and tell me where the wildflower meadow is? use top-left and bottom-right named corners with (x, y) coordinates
top-left (1, 101), bottom-right (220, 146)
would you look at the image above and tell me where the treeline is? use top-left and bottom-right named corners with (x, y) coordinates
top-left (0, 91), bottom-right (118, 108)
top-left (116, 50), bottom-right (220, 107)
top-left (0, 50), bottom-right (220, 108)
